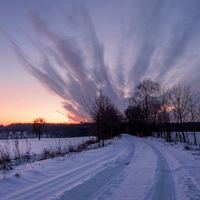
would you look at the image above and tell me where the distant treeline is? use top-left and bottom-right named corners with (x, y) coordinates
top-left (0, 123), bottom-right (93, 139)
top-left (125, 122), bottom-right (200, 134)
top-left (124, 79), bottom-right (200, 145)
top-left (154, 122), bottom-right (200, 132)
top-left (2, 79), bottom-right (200, 146)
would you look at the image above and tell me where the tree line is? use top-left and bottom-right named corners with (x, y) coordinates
top-left (124, 79), bottom-right (200, 145)
top-left (0, 123), bottom-right (92, 140)
top-left (84, 79), bottom-right (200, 147)
top-left (1, 79), bottom-right (199, 146)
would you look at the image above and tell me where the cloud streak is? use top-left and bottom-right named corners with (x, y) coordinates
top-left (1, 0), bottom-right (200, 122)
top-left (8, 2), bottom-right (118, 121)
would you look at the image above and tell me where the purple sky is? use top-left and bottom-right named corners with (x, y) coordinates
top-left (1, 0), bottom-right (200, 124)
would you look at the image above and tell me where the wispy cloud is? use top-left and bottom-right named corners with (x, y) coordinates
top-left (1, 0), bottom-right (200, 121)
top-left (2, 3), bottom-right (119, 121)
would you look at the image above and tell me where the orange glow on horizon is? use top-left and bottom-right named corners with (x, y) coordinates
top-left (0, 76), bottom-right (81, 126)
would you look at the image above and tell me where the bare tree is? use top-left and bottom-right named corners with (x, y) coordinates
top-left (84, 90), bottom-right (122, 147)
top-left (33, 118), bottom-right (46, 140)
top-left (186, 93), bottom-right (200, 145)
top-left (170, 84), bottom-right (192, 143)
top-left (124, 104), bottom-right (145, 135)
top-left (129, 79), bottom-right (161, 136)
top-left (157, 88), bottom-right (172, 141)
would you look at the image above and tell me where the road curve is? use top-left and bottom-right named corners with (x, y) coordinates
top-left (96, 135), bottom-right (176, 200)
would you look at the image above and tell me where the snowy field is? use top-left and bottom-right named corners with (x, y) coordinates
top-left (0, 136), bottom-right (92, 155)
top-left (0, 134), bottom-right (200, 200)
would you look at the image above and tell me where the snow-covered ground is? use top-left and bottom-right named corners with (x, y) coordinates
top-left (0, 137), bottom-right (92, 155)
top-left (0, 135), bottom-right (200, 200)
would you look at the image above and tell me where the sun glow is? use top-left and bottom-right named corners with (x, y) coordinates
top-left (0, 76), bottom-right (71, 125)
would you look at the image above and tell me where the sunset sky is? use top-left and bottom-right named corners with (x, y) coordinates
top-left (1, 0), bottom-right (200, 125)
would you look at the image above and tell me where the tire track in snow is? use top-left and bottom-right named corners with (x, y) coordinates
top-left (3, 137), bottom-right (135, 200)
top-left (147, 140), bottom-right (200, 200)
top-left (55, 137), bottom-right (136, 200)
top-left (95, 135), bottom-right (176, 200)
top-left (94, 135), bottom-right (158, 200)
top-left (145, 141), bottom-right (175, 200)
top-left (87, 136), bottom-right (138, 200)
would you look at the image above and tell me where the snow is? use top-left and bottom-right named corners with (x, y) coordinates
top-left (0, 137), bottom-right (92, 155)
top-left (147, 138), bottom-right (200, 200)
top-left (0, 135), bottom-right (200, 200)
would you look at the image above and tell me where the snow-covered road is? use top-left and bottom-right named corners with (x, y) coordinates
top-left (95, 135), bottom-right (175, 200)
top-left (146, 138), bottom-right (200, 200)
top-left (1, 135), bottom-right (200, 200)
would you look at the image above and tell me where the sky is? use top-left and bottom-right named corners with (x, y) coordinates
top-left (1, 0), bottom-right (200, 125)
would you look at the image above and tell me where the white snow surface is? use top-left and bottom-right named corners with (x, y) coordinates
top-left (0, 137), bottom-right (92, 155)
top-left (0, 134), bottom-right (200, 200)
